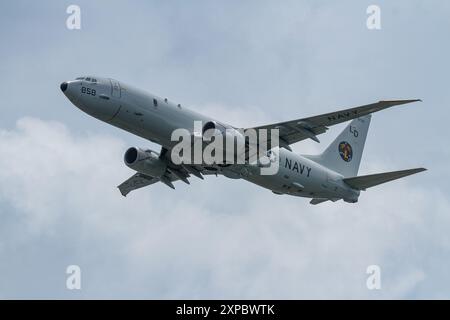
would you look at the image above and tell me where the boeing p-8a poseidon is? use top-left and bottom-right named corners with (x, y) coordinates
top-left (60, 77), bottom-right (426, 205)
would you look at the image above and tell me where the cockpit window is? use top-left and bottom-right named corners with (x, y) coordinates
top-left (76, 76), bottom-right (97, 82)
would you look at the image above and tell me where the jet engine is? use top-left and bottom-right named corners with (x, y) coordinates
top-left (202, 121), bottom-right (246, 158)
top-left (124, 147), bottom-right (167, 177)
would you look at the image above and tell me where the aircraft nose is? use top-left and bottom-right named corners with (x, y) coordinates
top-left (60, 82), bottom-right (68, 92)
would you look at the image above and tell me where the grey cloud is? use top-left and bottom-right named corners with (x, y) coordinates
top-left (0, 0), bottom-right (449, 298)
top-left (0, 118), bottom-right (449, 298)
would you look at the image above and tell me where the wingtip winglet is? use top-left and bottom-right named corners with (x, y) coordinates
top-left (410, 167), bottom-right (427, 173)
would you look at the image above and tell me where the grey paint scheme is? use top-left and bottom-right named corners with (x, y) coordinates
top-left (60, 76), bottom-right (425, 204)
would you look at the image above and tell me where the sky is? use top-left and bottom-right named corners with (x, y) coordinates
top-left (0, 0), bottom-right (449, 299)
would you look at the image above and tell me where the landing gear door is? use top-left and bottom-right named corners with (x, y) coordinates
top-left (110, 79), bottom-right (121, 98)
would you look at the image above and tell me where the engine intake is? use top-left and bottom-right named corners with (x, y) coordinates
top-left (202, 121), bottom-right (246, 158)
top-left (124, 147), bottom-right (167, 178)
top-left (202, 121), bottom-right (226, 140)
top-left (124, 147), bottom-right (139, 164)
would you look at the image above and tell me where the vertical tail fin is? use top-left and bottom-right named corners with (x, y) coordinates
top-left (311, 115), bottom-right (371, 177)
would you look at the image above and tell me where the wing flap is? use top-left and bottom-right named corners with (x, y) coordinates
top-left (343, 168), bottom-right (427, 191)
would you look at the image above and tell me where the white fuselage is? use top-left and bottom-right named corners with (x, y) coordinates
top-left (61, 76), bottom-right (359, 201)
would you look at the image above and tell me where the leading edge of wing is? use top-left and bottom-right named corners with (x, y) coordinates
top-left (250, 99), bottom-right (421, 134)
top-left (308, 99), bottom-right (422, 127)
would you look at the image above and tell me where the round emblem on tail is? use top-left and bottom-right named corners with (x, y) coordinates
top-left (338, 141), bottom-right (353, 162)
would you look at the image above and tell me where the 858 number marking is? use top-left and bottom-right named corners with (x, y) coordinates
top-left (81, 86), bottom-right (96, 96)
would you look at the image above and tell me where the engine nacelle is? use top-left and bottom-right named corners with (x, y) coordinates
top-left (202, 121), bottom-right (246, 156)
top-left (124, 147), bottom-right (167, 178)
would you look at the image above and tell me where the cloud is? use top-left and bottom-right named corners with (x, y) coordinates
top-left (0, 117), bottom-right (448, 299)
top-left (1, 0), bottom-right (449, 299)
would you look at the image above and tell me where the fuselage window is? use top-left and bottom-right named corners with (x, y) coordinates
top-left (153, 98), bottom-right (158, 107)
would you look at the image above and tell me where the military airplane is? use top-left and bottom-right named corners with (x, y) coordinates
top-left (60, 76), bottom-right (426, 204)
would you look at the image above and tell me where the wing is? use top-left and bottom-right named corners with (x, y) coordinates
top-left (310, 198), bottom-right (340, 205)
top-left (248, 99), bottom-right (421, 148)
top-left (118, 148), bottom-right (219, 196)
top-left (118, 172), bottom-right (159, 196)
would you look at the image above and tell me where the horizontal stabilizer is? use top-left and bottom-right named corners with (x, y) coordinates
top-left (343, 168), bottom-right (427, 191)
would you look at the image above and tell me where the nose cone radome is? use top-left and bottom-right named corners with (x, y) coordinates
top-left (60, 82), bottom-right (68, 92)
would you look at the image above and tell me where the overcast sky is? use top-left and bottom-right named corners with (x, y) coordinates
top-left (0, 0), bottom-right (449, 299)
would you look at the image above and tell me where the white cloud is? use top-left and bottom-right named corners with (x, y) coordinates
top-left (0, 118), bottom-right (448, 298)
